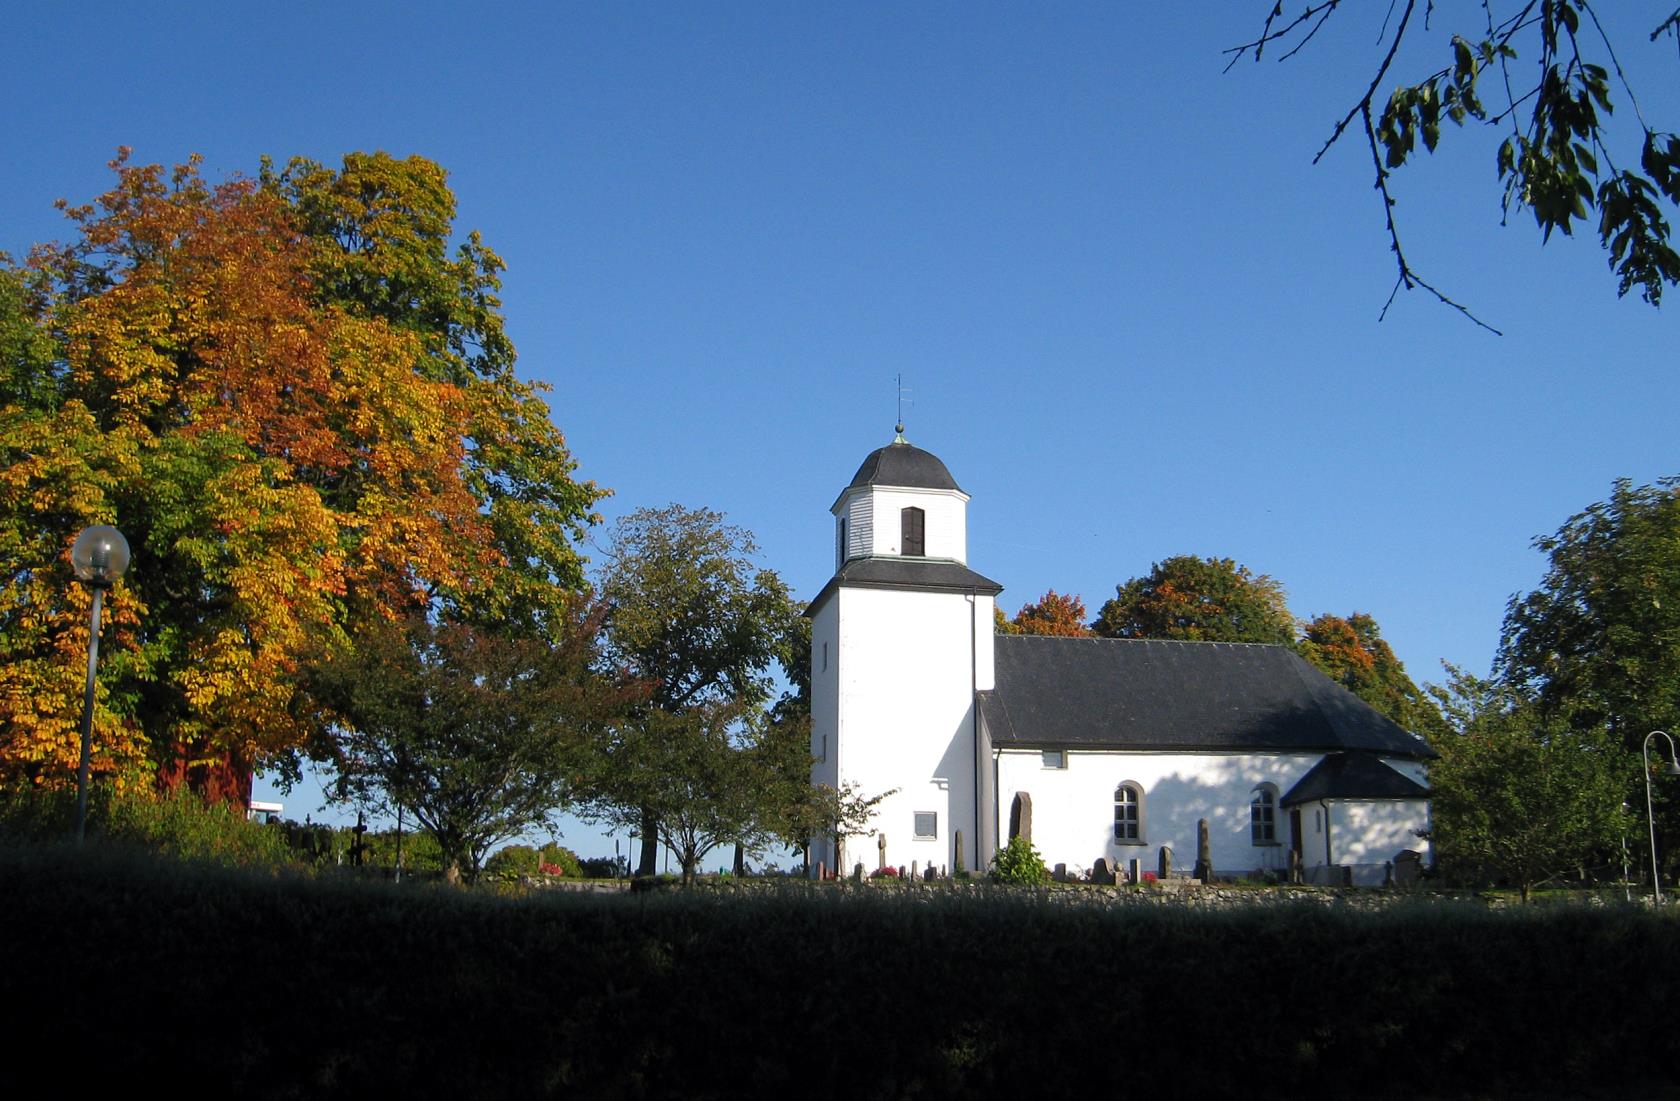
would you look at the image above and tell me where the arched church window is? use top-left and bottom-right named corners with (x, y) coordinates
top-left (1251, 784), bottom-right (1278, 845)
top-left (1114, 783), bottom-right (1144, 845)
top-left (901, 507), bottom-right (925, 556)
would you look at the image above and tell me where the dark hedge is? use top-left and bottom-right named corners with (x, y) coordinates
top-left (4, 844), bottom-right (1678, 1098)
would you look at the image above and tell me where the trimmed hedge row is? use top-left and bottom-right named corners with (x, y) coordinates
top-left (3, 844), bottom-right (1678, 1098)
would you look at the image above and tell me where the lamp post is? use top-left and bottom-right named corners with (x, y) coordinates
top-left (1642, 730), bottom-right (1680, 905)
top-left (70, 525), bottom-right (130, 844)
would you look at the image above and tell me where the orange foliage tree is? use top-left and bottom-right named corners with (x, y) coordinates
top-left (0, 151), bottom-right (603, 798)
top-left (1299, 612), bottom-right (1447, 738)
top-left (1009, 589), bottom-right (1093, 637)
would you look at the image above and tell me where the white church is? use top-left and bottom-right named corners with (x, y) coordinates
top-left (808, 431), bottom-right (1434, 885)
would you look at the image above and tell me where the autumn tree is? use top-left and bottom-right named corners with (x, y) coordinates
top-left (1300, 612), bottom-right (1448, 737)
top-left (1230, 3), bottom-right (1680, 326)
top-left (311, 600), bottom-right (639, 884)
top-left (0, 151), bottom-right (602, 799)
top-left (592, 505), bottom-right (802, 876)
top-left (1009, 589), bottom-right (1093, 637)
top-left (1092, 555), bottom-right (1295, 644)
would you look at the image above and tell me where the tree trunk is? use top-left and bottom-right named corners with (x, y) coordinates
top-left (680, 851), bottom-right (696, 887)
top-left (636, 805), bottom-right (658, 876)
top-left (732, 842), bottom-right (745, 876)
top-left (444, 857), bottom-right (463, 887)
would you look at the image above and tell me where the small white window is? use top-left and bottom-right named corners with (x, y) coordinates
top-left (1114, 783), bottom-right (1144, 844)
top-left (1041, 749), bottom-right (1066, 769)
top-left (1251, 785), bottom-right (1278, 845)
top-left (913, 811), bottom-right (937, 839)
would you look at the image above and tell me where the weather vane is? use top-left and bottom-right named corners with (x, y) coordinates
top-left (895, 374), bottom-right (912, 440)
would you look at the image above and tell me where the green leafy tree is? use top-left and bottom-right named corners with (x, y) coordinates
top-left (311, 599), bottom-right (638, 884)
top-left (1500, 477), bottom-right (1680, 745)
top-left (1300, 612), bottom-right (1449, 737)
top-left (585, 701), bottom-right (777, 885)
top-left (1092, 555), bottom-right (1295, 644)
top-left (1427, 667), bottom-right (1632, 901)
top-left (777, 780), bottom-right (896, 878)
top-left (1230, 3), bottom-right (1680, 327)
top-left (594, 505), bottom-right (802, 876)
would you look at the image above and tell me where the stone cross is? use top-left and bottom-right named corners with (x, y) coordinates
top-left (878, 832), bottom-right (887, 870)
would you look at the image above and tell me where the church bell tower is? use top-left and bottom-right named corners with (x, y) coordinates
top-left (806, 428), bottom-right (1002, 876)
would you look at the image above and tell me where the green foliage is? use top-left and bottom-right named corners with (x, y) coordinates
top-left (990, 834), bottom-right (1048, 886)
top-left (0, 785), bottom-right (292, 867)
top-left (1499, 476), bottom-right (1680, 745)
top-left (484, 843), bottom-right (541, 880)
top-left (1426, 668), bottom-right (1633, 901)
top-left (1093, 554), bottom-right (1295, 644)
top-left (591, 505), bottom-right (803, 876)
top-left (1233, 2), bottom-right (1680, 316)
top-left (313, 605), bottom-right (640, 884)
top-left (540, 842), bottom-right (584, 877)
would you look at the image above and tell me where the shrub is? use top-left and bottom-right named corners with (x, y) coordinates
top-left (578, 856), bottom-right (621, 878)
top-left (538, 843), bottom-right (583, 878)
top-left (991, 835), bottom-right (1048, 886)
top-left (0, 784), bottom-right (293, 868)
top-left (484, 844), bottom-right (541, 880)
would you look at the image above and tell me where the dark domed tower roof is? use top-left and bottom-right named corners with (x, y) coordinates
top-left (846, 438), bottom-right (964, 493)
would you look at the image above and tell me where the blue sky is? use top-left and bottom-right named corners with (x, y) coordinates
top-left (7, 5), bottom-right (1676, 863)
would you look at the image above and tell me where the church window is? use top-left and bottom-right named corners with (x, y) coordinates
top-left (1250, 784), bottom-right (1278, 845)
top-left (1113, 783), bottom-right (1144, 844)
top-left (913, 811), bottom-right (938, 839)
top-left (1041, 749), bottom-right (1066, 769)
top-left (901, 507), bottom-right (925, 556)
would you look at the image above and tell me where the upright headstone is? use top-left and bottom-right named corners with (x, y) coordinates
top-left (954, 830), bottom-right (966, 874)
top-left (1158, 845), bottom-right (1173, 880)
top-left (1193, 818), bottom-right (1213, 882)
top-left (1091, 857), bottom-right (1115, 886)
top-left (878, 832), bottom-right (887, 871)
top-left (852, 863), bottom-right (864, 882)
top-left (1393, 849), bottom-right (1422, 887)
top-left (1009, 792), bottom-right (1034, 843)
top-left (1127, 857), bottom-right (1142, 885)
top-left (911, 860), bottom-right (919, 882)
top-left (1052, 862), bottom-right (1068, 882)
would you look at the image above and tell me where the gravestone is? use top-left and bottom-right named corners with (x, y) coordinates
top-left (1091, 857), bottom-right (1115, 885)
top-left (1127, 857), bottom-right (1142, 884)
top-left (1393, 849), bottom-right (1423, 887)
top-left (954, 830), bottom-right (966, 874)
top-left (1052, 862), bottom-right (1068, 882)
top-left (1158, 845), bottom-right (1173, 879)
top-left (1287, 849), bottom-right (1302, 884)
top-left (1193, 818), bottom-right (1213, 882)
top-left (1009, 792), bottom-right (1033, 843)
top-left (852, 863), bottom-right (864, 882)
top-left (878, 832), bottom-right (887, 871)
top-left (911, 861), bottom-right (919, 881)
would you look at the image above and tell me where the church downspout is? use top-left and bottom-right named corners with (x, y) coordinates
top-left (968, 589), bottom-right (980, 872)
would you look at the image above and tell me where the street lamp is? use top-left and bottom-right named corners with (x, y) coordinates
top-left (1642, 730), bottom-right (1680, 905)
top-left (70, 524), bottom-right (130, 844)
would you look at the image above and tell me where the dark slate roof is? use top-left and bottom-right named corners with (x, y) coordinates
top-left (806, 556), bottom-right (1003, 617)
top-left (981, 636), bottom-right (1436, 760)
top-left (1281, 752), bottom-right (1430, 807)
top-left (846, 441), bottom-right (963, 493)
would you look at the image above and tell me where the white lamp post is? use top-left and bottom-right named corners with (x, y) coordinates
top-left (1642, 730), bottom-right (1680, 905)
top-left (70, 525), bottom-right (130, 844)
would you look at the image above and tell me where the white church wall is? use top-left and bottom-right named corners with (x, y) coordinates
top-left (995, 749), bottom-right (1323, 878)
top-left (1329, 798), bottom-right (1430, 869)
top-left (818, 584), bottom-right (992, 875)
